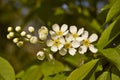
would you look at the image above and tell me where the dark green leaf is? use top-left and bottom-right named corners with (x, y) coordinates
top-left (0, 57), bottom-right (15, 80)
top-left (111, 66), bottom-right (120, 80)
top-left (67, 59), bottom-right (99, 80)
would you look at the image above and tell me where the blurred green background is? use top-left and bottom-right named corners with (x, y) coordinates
top-left (0, 0), bottom-right (108, 73)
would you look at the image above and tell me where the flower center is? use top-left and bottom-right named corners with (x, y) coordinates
top-left (73, 33), bottom-right (78, 39)
top-left (65, 42), bottom-right (71, 49)
top-left (83, 39), bottom-right (90, 47)
top-left (53, 39), bottom-right (61, 46)
top-left (56, 30), bottom-right (63, 36)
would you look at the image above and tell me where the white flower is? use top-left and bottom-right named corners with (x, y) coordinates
top-left (47, 37), bottom-right (65, 52)
top-left (28, 26), bottom-right (35, 33)
top-left (20, 31), bottom-right (26, 36)
top-left (26, 34), bottom-right (32, 39)
top-left (38, 26), bottom-right (48, 40)
top-left (69, 26), bottom-right (84, 41)
top-left (36, 51), bottom-right (45, 60)
top-left (59, 34), bottom-right (80, 56)
top-left (79, 31), bottom-right (98, 54)
top-left (15, 26), bottom-right (21, 32)
top-left (30, 36), bottom-right (38, 44)
top-left (50, 24), bottom-right (68, 38)
top-left (7, 27), bottom-right (13, 32)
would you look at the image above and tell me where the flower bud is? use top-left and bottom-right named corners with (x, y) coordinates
top-left (36, 51), bottom-right (45, 60)
top-left (20, 31), bottom-right (26, 36)
top-left (30, 36), bottom-right (38, 44)
top-left (13, 38), bottom-right (19, 43)
top-left (17, 41), bottom-right (24, 47)
top-left (28, 26), bottom-right (35, 33)
top-left (38, 26), bottom-right (48, 40)
top-left (7, 34), bottom-right (11, 39)
top-left (15, 26), bottom-right (21, 32)
top-left (9, 32), bottom-right (14, 37)
top-left (26, 34), bottom-right (32, 39)
top-left (7, 27), bottom-right (13, 32)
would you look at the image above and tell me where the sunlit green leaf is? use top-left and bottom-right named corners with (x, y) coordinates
top-left (97, 19), bottom-right (120, 49)
top-left (100, 48), bottom-right (120, 70)
top-left (22, 65), bottom-right (42, 80)
top-left (97, 71), bottom-right (110, 80)
top-left (40, 60), bottom-right (64, 76)
top-left (43, 73), bottom-right (67, 80)
top-left (106, 0), bottom-right (120, 23)
top-left (0, 57), bottom-right (15, 80)
top-left (67, 59), bottom-right (99, 80)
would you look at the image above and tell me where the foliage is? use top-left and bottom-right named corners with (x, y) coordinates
top-left (0, 0), bottom-right (120, 80)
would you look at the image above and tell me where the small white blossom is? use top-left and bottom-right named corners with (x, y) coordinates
top-left (15, 26), bottom-right (21, 32)
top-left (17, 41), bottom-right (24, 47)
top-left (30, 36), bottom-right (38, 44)
top-left (38, 26), bottom-right (48, 40)
top-left (59, 34), bottom-right (79, 56)
top-left (79, 31), bottom-right (98, 54)
top-left (20, 31), bottom-right (26, 36)
top-left (50, 24), bottom-right (68, 38)
top-left (7, 27), bottom-right (13, 32)
top-left (36, 51), bottom-right (45, 60)
top-left (69, 26), bottom-right (84, 41)
top-left (13, 38), bottom-right (19, 43)
top-left (47, 37), bottom-right (65, 52)
top-left (28, 26), bottom-right (35, 33)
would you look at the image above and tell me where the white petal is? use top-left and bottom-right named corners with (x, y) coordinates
top-left (59, 37), bottom-right (65, 44)
top-left (69, 48), bottom-right (76, 56)
top-left (81, 31), bottom-right (89, 39)
top-left (52, 24), bottom-right (60, 32)
top-left (51, 46), bottom-right (58, 52)
top-left (63, 30), bottom-right (69, 36)
top-left (77, 28), bottom-right (84, 35)
top-left (61, 24), bottom-right (68, 32)
top-left (59, 48), bottom-right (67, 56)
top-left (70, 26), bottom-right (77, 34)
top-left (89, 45), bottom-right (98, 53)
top-left (89, 34), bottom-right (98, 43)
top-left (76, 37), bottom-right (83, 42)
top-left (46, 40), bottom-right (53, 46)
top-left (58, 44), bottom-right (64, 50)
top-left (72, 40), bottom-right (80, 48)
top-left (50, 30), bottom-right (55, 35)
top-left (65, 34), bottom-right (73, 42)
top-left (79, 45), bottom-right (87, 54)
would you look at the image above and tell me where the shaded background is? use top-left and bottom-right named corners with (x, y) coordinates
top-left (0, 0), bottom-right (108, 73)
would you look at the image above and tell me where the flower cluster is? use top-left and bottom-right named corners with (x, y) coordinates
top-left (7, 24), bottom-right (98, 60)
top-left (46, 24), bottom-right (98, 56)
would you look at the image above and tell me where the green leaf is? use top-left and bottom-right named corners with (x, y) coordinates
top-left (97, 19), bottom-right (120, 49)
top-left (16, 70), bottom-right (24, 79)
top-left (22, 65), bottom-right (42, 80)
top-left (40, 60), bottom-right (64, 76)
top-left (67, 59), bottom-right (99, 80)
top-left (97, 71), bottom-right (110, 80)
top-left (43, 73), bottom-right (67, 80)
top-left (0, 57), bottom-right (15, 80)
top-left (111, 66), bottom-right (120, 80)
top-left (100, 48), bottom-right (120, 70)
top-left (106, 0), bottom-right (120, 23)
